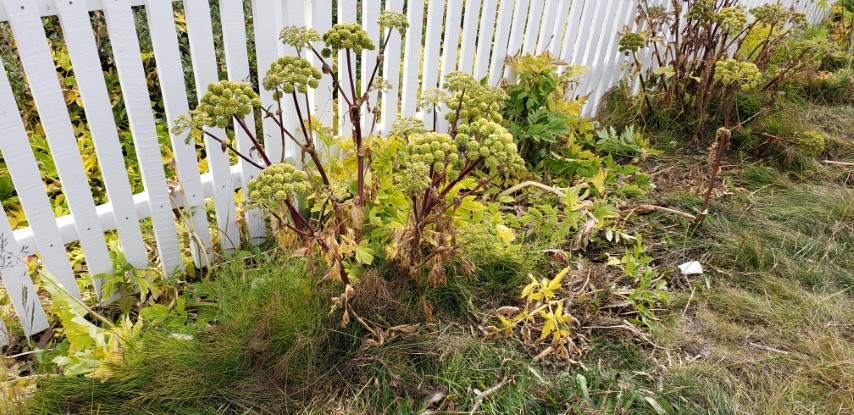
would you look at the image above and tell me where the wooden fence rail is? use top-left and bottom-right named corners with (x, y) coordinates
top-left (0, 0), bottom-right (828, 340)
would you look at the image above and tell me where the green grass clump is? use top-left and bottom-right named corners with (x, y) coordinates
top-left (27, 256), bottom-right (332, 415)
top-left (650, 163), bottom-right (854, 414)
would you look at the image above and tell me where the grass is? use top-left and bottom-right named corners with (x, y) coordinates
top-left (644, 155), bottom-right (854, 413)
top-left (26, 255), bottom-right (334, 414)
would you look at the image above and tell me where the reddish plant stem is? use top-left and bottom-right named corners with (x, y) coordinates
top-left (201, 130), bottom-right (266, 170)
top-left (276, 96), bottom-right (286, 163)
top-left (308, 47), bottom-right (354, 108)
top-left (438, 157), bottom-right (484, 199)
top-left (235, 116), bottom-right (272, 167)
top-left (346, 50), bottom-right (358, 104)
top-left (459, 172), bottom-right (498, 200)
top-left (697, 88), bottom-right (735, 223)
top-left (449, 87), bottom-right (467, 138)
top-left (261, 106), bottom-right (305, 150)
top-left (363, 30), bottom-right (394, 95)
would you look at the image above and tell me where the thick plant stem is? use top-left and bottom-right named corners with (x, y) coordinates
top-left (235, 116), bottom-right (272, 167)
top-left (290, 92), bottom-right (331, 188)
top-left (696, 89), bottom-right (735, 225)
top-left (277, 96), bottom-right (286, 163)
top-left (201, 130), bottom-right (266, 170)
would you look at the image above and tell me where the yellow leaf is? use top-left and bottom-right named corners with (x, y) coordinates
top-left (590, 169), bottom-right (607, 194)
top-left (548, 268), bottom-right (570, 291)
top-left (541, 319), bottom-right (555, 340)
top-left (498, 315), bottom-right (512, 328)
top-left (520, 275), bottom-right (538, 299)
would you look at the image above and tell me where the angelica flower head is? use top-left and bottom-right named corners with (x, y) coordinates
top-left (279, 26), bottom-right (321, 51)
top-left (443, 71), bottom-right (478, 92)
top-left (397, 132), bottom-right (461, 194)
top-left (715, 7), bottom-right (746, 34)
top-left (796, 131), bottom-right (825, 158)
top-left (750, 4), bottom-right (790, 25)
top-left (456, 119), bottom-right (525, 176)
top-left (263, 56), bottom-right (323, 98)
top-left (247, 163), bottom-right (311, 206)
top-left (321, 23), bottom-right (375, 57)
top-left (714, 58), bottom-right (761, 90)
top-left (619, 32), bottom-right (645, 55)
top-left (444, 84), bottom-right (507, 124)
top-left (377, 10), bottom-right (409, 32)
top-left (186, 81), bottom-right (261, 130)
top-left (389, 116), bottom-right (426, 138)
top-left (687, 0), bottom-right (715, 22)
top-left (419, 87), bottom-right (450, 111)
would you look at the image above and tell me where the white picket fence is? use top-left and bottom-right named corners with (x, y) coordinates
top-left (0, 0), bottom-right (829, 341)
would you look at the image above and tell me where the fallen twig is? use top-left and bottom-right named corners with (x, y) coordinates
top-left (748, 342), bottom-right (789, 355)
top-left (622, 204), bottom-right (697, 221)
top-left (469, 378), bottom-right (514, 414)
top-left (822, 160), bottom-right (854, 168)
top-left (499, 181), bottom-right (567, 199)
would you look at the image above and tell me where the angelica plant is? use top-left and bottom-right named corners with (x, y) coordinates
top-left (697, 58), bottom-right (762, 224)
top-left (174, 11), bottom-right (409, 289)
top-left (627, 0), bottom-right (809, 137)
top-left (389, 89), bottom-right (525, 285)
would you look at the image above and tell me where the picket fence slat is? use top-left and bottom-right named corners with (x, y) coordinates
top-left (282, 0), bottom-right (307, 166)
top-left (143, 0), bottom-right (213, 267)
top-left (361, 0), bottom-right (381, 132)
top-left (473, 0), bottom-right (498, 80)
top-left (440, 0), bottom-right (464, 82)
top-left (380, 0), bottom-right (405, 133)
top-left (438, 0), bottom-right (463, 131)
top-left (420, 0), bottom-right (444, 122)
top-left (400, 0), bottom-right (425, 117)
top-left (536, 0), bottom-right (559, 54)
top-left (549, 0), bottom-right (572, 57)
top-left (309, 0), bottom-right (334, 130)
top-left (4, 0), bottom-right (116, 296)
top-left (589, 0), bottom-right (637, 112)
top-left (598, 0), bottom-right (642, 109)
top-left (583, 0), bottom-right (625, 110)
top-left (184, 0), bottom-right (241, 253)
top-left (0, 204), bottom-right (49, 337)
top-left (459, 0), bottom-right (482, 75)
top-left (252, 0), bottom-right (284, 163)
top-left (220, 0), bottom-right (267, 245)
top-left (523, 0), bottom-right (545, 54)
top-left (102, 0), bottom-right (184, 274)
top-left (570, 0), bottom-right (603, 104)
top-left (0, 56), bottom-right (80, 300)
top-left (487, 0), bottom-right (515, 83)
top-left (54, 0), bottom-right (149, 271)
top-left (558, 0), bottom-right (586, 68)
top-left (505, 0), bottom-right (530, 74)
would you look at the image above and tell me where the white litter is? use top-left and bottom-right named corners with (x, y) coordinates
top-left (678, 261), bottom-right (704, 275)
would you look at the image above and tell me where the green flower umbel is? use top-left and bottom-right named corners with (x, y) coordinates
top-left (173, 81), bottom-right (260, 134)
top-left (618, 32), bottom-right (645, 55)
top-left (714, 7), bottom-right (746, 34)
top-left (456, 119), bottom-right (526, 175)
top-left (377, 10), bottom-right (409, 32)
top-left (714, 59), bottom-right (762, 90)
top-left (396, 132), bottom-right (461, 194)
top-left (247, 163), bottom-right (311, 206)
top-left (321, 23), bottom-right (375, 57)
top-left (279, 26), bottom-right (321, 51)
top-left (263, 56), bottom-right (323, 98)
top-left (796, 131), bottom-right (826, 158)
